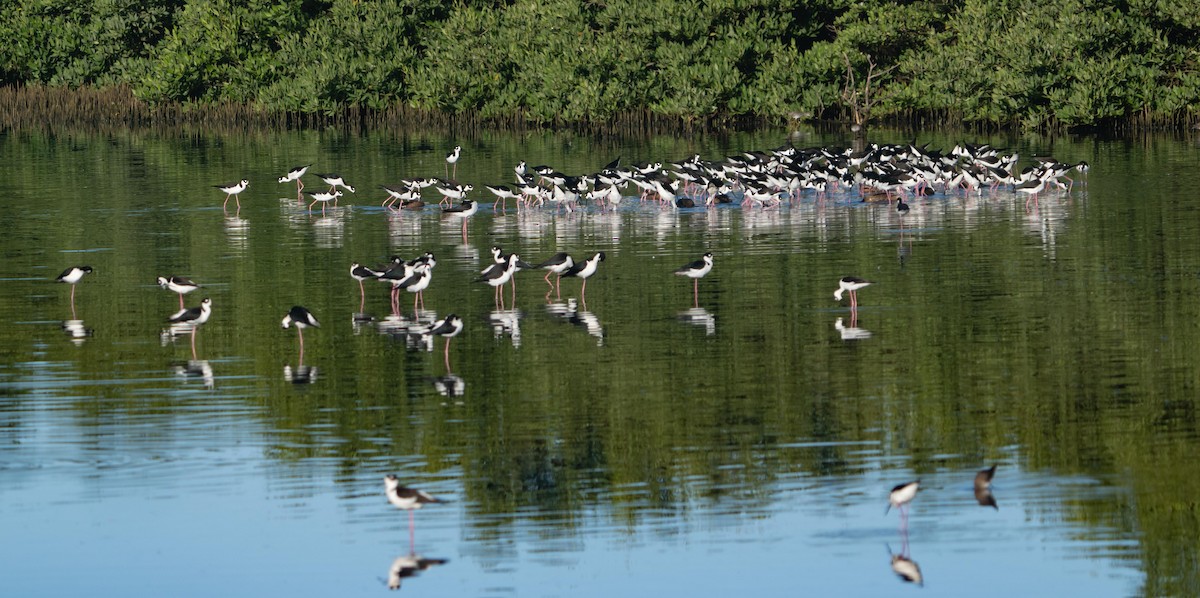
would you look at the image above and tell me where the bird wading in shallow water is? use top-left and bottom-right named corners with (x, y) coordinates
top-left (214, 179), bottom-right (249, 211)
top-left (385, 474), bottom-right (445, 552)
top-left (278, 165), bottom-right (309, 197)
top-left (157, 275), bottom-right (201, 311)
top-left (314, 173), bottom-right (355, 195)
top-left (56, 265), bottom-right (93, 312)
top-left (674, 252), bottom-right (713, 307)
top-left (834, 276), bottom-right (872, 309)
top-left (885, 480), bottom-right (920, 528)
top-left (168, 297), bottom-right (213, 327)
top-left (535, 253), bottom-right (573, 300)
top-left (563, 251), bottom-right (605, 308)
top-left (282, 305), bottom-right (320, 362)
top-left (422, 314), bottom-right (463, 372)
top-left (445, 145), bottom-right (461, 179)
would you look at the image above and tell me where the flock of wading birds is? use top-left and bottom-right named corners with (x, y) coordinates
top-left (51, 140), bottom-right (1073, 584)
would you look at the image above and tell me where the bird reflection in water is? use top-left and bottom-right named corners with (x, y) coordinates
top-left (162, 320), bottom-right (207, 361)
top-left (284, 364), bottom-right (318, 384)
top-left (384, 553), bottom-right (448, 591)
top-left (311, 212), bottom-right (346, 250)
top-left (351, 311), bottom-right (375, 334)
top-left (834, 316), bottom-right (872, 341)
top-left (375, 314), bottom-right (424, 344)
top-left (975, 465), bottom-right (998, 510)
top-left (487, 309), bottom-right (522, 348)
top-left (223, 215), bottom-right (249, 255)
top-left (677, 307), bottom-right (715, 335)
top-left (174, 360), bottom-right (214, 389)
top-left (887, 532), bottom-right (923, 587)
top-left (61, 319), bottom-right (92, 345)
top-left (546, 299), bottom-right (603, 346)
top-left (430, 374), bottom-right (466, 398)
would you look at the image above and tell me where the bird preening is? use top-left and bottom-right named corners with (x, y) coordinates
top-left (282, 305), bottom-right (320, 363)
top-left (834, 276), bottom-right (872, 309)
top-left (56, 265), bottom-right (93, 317)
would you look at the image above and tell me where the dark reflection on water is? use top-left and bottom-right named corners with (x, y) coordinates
top-left (2, 127), bottom-right (1198, 596)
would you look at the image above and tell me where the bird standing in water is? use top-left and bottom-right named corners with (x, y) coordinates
top-left (385, 474), bottom-right (445, 552)
top-left (834, 276), bottom-right (872, 309)
top-left (885, 480), bottom-right (920, 528)
top-left (674, 252), bottom-right (713, 307)
top-left (282, 305), bottom-right (320, 363)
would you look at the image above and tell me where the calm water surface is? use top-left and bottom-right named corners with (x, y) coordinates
top-left (2, 127), bottom-right (1199, 596)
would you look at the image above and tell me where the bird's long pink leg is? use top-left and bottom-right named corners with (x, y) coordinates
top-left (409, 511), bottom-right (416, 553)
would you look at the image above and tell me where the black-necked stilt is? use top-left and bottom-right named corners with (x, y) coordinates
top-left (282, 305), bottom-right (319, 361)
top-left (56, 265), bottom-right (93, 318)
top-left (1015, 176), bottom-right (1046, 209)
top-left (975, 465), bottom-right (998, 510)
top-left (435, 183), bottom-right (472, 207)
top-left (885, 480), bottom-right (920, 526)
top-left (445, 145), bottom-right (461, 179)
top-left (378, 255), bottom-right (422, 314)
top-left (387, 553), bottom-right (448, 591)
top-left (381, 183), bottom-right (422, 210)
top-left (214, 179), bottom-right (249, 211)
top-left (56, 265), bottom-right (93, 300)
top-left (424, 314), bottom-right (463, 371)
top-left (278, 165), bottom-right (309, 196)
top-left (304, 190), bottom-right (342, 215)
top-left (168, 297), bottom-right (213, 326)
top-left (157, 275), bottom-right (201, 310)
top-left (396, 262), bottom-right (433, 313)
top-left (350, 263), bottom-right (382, 312)
top-left (443, 199), bottom-right (477, 241)
top-left (535, 253), bottom-right (573, 300)
top-left (314, 173), bottom-right (355, 195)
top-left (834, 276), bottom-right (872, 309)
top-left (488, 247), bottom-right (533, 305)
top-left (477, 254), bottom-right (520, 309)
top-left (385, 474), bottom-right (445, 552)
top-left (485, 184), bottom-right (519, 211)
top-left (563, 252), bottom-right (605, 306)
top-left (674, 252), bottom-right (713, 306)
top-left (166, 297), bottom-right (212, 360)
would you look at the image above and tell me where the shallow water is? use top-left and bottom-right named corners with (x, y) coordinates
top-left (1, 126), bottom-right (1197, 596)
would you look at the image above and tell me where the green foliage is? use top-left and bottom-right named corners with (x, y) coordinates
top-left (896, 0), bottom-right (1189, 127)
top-left (132, 0), bottom-right (308, 103)
top-left (0, 0), bottom-right (180, 86)
top-left (258, 0), bottom-right (420, 113)
top-left (2, 0), bottom-right (1200, 128)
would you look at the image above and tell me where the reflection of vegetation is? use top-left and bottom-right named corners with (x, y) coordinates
top-left (2, 130), bottom-right (1200, 593)
top-left (2, 0), bottom-right (1199, 128)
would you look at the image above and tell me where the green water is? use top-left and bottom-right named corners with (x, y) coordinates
top-left (1, 126), bottom-right (1197, 596)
